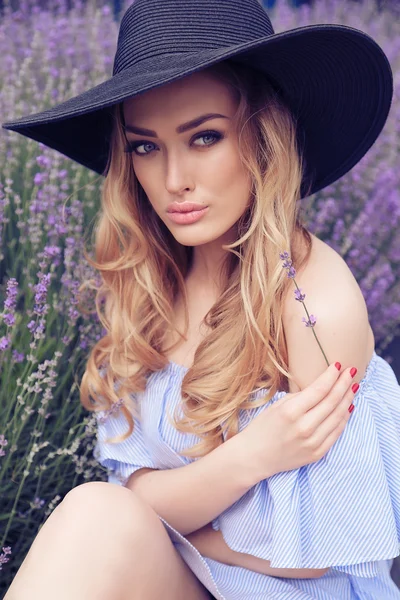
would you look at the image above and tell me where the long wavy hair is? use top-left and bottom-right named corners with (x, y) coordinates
top-left (79, 59), bottom-right (313, 458)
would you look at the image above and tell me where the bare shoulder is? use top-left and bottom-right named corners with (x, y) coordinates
top-left (282, 233), bottom-right (375, 393)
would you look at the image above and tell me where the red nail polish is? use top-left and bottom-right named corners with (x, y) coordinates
top-left (348, 404), bottom-right (355, 413)
top-left (352, 383), bottom-right (359, 394)
top-left (335, 362), bottom-right (341, 371)
top-left (350, 367), bottom-right (357, 378)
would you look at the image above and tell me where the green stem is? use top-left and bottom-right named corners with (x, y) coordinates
top-left (292, 279), bottom-right (330, 367)
top-left (0, 458), bottom-right (30, 548)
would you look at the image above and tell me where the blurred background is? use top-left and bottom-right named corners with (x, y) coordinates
top-left (0, 0), bottom-right (399, 593)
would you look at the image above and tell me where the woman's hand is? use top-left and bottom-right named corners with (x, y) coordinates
top-left (239, 362), bottom-right (358, 482)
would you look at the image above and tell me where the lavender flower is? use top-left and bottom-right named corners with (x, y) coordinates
top-left (1, 277), bottom-right (18, 327)
top-left (294, 288), bottom-right (306, 302)
top-left (29, 497), bottom-right (45, 510)
top-left (303, 315), bottom-right (317, 328)
top-left (33, 272), bottom-right (51, 317)
top-left (0, 546), bottom-right (12, 571)
top-left (0, 434), bottom-right (8, 458)
top-left (96, 398), bottom-right (125, 424)
top-left (280, 252), bottom-right (329, 366)
top-left (12, 350), bottom-right (24, 363)
top-left (0, 336), bottom-right (11, 352)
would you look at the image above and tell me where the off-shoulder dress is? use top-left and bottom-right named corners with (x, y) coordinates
top-left (93, 350), bottom-right (400, 599)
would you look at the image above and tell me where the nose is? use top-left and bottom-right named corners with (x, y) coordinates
top-left (164, 152), bottom-right (193, 195)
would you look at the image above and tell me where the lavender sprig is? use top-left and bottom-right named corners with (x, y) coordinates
top-left (280, 252), bottom-right (329, 366)
top-left (96, 398), bottom-right (125, 424)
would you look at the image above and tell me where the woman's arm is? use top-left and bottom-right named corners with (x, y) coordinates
top-left (186, 523), bottom-right (330, 579)
top-left (125, 430), bottom-right (262, 535)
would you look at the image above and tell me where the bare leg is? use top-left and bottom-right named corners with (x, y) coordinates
top-left (4, 481), bottom-right (213, 600)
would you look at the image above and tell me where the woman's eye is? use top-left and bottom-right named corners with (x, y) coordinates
top-left (194, 132), bottom-right (221, 147)
top-left (123, 131), bottom-right (222, 156)
top-left (123, 141), bottom-right (156, 156)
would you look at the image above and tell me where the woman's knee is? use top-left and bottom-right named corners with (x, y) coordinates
top-left (59, 481), bottom-right (162, 543)
top-left (55, 482), bottom-right (211, 599)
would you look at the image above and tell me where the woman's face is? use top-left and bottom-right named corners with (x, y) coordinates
top-left (122, 70), bottom-right (252, 252)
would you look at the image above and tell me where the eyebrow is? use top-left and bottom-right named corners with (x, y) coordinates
top-left (122, 113), bottom-right (229, 137)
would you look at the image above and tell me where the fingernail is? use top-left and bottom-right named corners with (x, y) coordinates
top-left (350, 367), bottom-right (357, 378)
top-left (335, 362), bottom-right (341, 371)
top-left (348, 404), bottom-right (355, 413)
top-left (352, 383), bottom-right (360, 394)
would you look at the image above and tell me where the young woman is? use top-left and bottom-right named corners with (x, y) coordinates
top-left (3, 0), bottom-right (399, 599)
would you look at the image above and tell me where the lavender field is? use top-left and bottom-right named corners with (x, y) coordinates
top-left (0, 0), bottom-right (399, 591)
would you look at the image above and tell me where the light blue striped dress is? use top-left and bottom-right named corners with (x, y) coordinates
top-left (93, 350), bottom-right (400, 599)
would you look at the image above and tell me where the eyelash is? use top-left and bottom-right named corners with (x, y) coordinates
top-left (123, 130), bottom-right (223, 156)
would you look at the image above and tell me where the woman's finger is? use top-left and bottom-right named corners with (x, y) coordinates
top-left (309, 381), bottom-right (356, 454)
top-left (300, 366), bottom-right (357, 429)
top-left (287, 361), bottom-right (344, 418)
top-left (313, 402), bottom-right (355, 460)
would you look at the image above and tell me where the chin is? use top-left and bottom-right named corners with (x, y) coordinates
top-left (174, 233), bottom-right (219, 246)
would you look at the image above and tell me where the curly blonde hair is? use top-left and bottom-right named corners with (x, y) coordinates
top-left (79, 59), bottom-right (313, 458)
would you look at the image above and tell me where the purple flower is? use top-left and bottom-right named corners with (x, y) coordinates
top-left (30, 497), bottom-right (45, 510)
top-left (35, 155), bottom-right (51, 168)
top-left (280, 254), bottom-right (296, 276)
top-left (0, 546), bottom-right (12, 571)
top-left (302, 315), bottom-right (317, 328)
top-left (0, 434), bottom-right (8, 458)
top-left (1, 277), bottom-right (18, 329)
top-left (0, 336), bottom-right (11, 351)
top-left (97, 398), bottom-right (125, 424)
top-left (44, 245), bottom-right (61, 258)
top-left (27, 320), bottom-right (36, 333)
top-left (3, 313), bottom-right (15, 326)
top-left (12, 350), bottom-right (25, 363)
top-left (294, 288), bottom-right (306, 302)
top-left (33, 272), bottom-right (51, 317)
top-left (33, 172), bottom-right (45, 186)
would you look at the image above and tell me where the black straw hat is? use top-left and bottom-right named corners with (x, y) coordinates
top-left (1, 0), bottom-right (393, 199)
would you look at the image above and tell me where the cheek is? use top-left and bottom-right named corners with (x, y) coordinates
top-left (131, 160), bottom-right (151, 190)
top-left (131, 161), bottom-right (162, 207)
top-left (215, 148), bottom-right (251, 206)
top-left (212, 144), bottom-right (241, 179)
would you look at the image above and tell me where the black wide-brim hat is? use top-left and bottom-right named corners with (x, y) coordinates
top-left (1, 0), bottom-right (394, 200)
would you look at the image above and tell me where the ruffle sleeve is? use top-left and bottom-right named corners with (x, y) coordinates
top-left (93, 368), bottom-right (158, 486)
top-left (211, 351), bottom-right (400, 578)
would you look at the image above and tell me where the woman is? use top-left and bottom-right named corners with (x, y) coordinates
top-left (3, 0), bottom-right (399, 598)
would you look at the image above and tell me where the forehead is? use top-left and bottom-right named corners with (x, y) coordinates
top-left (123, 70), bottom-right (237, 124)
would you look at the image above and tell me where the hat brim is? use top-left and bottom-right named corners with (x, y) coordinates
top-left (2, 23), bottom-right (393, 199)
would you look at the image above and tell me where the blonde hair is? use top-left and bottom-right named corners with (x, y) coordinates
top-left (79, 60), bottom-right (313, 458)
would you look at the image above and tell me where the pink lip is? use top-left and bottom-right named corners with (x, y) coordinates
top-left (167, 202), bottom-right (208, 213)
top-left (167, 206), bottom-right (209, 224)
